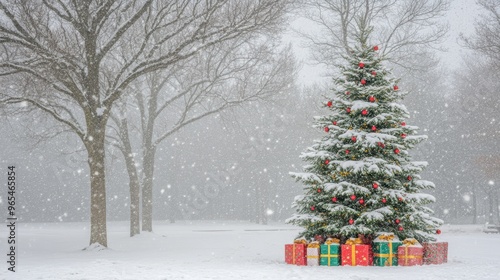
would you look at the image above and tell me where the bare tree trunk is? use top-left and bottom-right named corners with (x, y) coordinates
top-left (142, 146), bottom-right (156, 232)
top-left (86, 129), bottom-right (108, 247)
top-left (496, 190), bottom-right (500, 224)
top-left (472, 191), bottom-right (477, 224)
top-left (488, 191), bottom-right (495, 224)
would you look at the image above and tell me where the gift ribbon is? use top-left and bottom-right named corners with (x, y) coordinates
top-left (345, 238), bottom-right (363, 245)
top-left (403, 238), bottom-right (418, 246)
top-left (308, 242), bottom-right (320, 248)
top-left (292, 244), bottom-right (296, 264)
top-left (320, 245), bottom-right (339, 266)
top-left (351, 244), bottom-right (356, 266)
top-left (325, 238), bottom-right (340, 245)
top-left (378, 234), bottom-right (395, 241)
top-left (403, 246), bottom-right (423, 265)
top-left (294, 239), bottom-right (308, 244)
top-left (374, 242), bottom-right (393, 266)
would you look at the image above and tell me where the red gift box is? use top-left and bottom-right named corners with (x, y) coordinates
top-left (398, 245), bottom-right (423, 266)
top-left (285, 243), bottom-right (307, 265)
top-left (423, 242), bottom-right (448, 265)
top-left (341, 244), bottom-right (372, 266)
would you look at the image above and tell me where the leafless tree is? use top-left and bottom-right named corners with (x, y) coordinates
top-left (0, 0), bottom-right (292, 247)
top-left (296, 0), bottom-right (449, 73)
top-left (108, 35), bottom-right (295, 235)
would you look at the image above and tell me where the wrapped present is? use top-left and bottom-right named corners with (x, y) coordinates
top-left (320, 238), bottom-right (340, 266)
top-left (397, 238), bottom-right (423, 266)
top-left (341, 238), bottom-right (372, 266)
top-left (307, 241), bottom-right (320, 266)
top-left (285, 239), bottom-right (307, 265)
top-left (423, 242), bottom-right (448, 265)
top-left (373, 233), bottom-right (402, 266)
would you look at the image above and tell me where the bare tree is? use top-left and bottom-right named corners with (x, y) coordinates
top-left (296, 0), bottom-right (449, 73)
top-left (0, 0), bottom-right (292, 247)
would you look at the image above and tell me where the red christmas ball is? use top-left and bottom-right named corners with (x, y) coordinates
top-left (361, 79), bottom-right (367, 85)
top-left (345, 150), bottom-right (350, 154)
top-left (371, 71), bottom-right (377, 76)
top-left (393, 85), bottom-right (399, 91)
top-left (351, 136), bottom-right (357, 142)
top-left (346, 91), bottom-right (350, 95)
top-left (371, 125), bottom-right (377, 131)
top-left (394, 148), bottom-right (400, 154)
top-left (350, 194), bottom-right (356, 201)
top-left (377, 142), bottom-right (385, 148)
top-left (436, 229), bottom-right (441, 234)
top-left (324, 127), bottom-right (330, 132)
top-left (395, 219), bottom-right (400, 224)
top-left (369, 96), bottom-right (376, 102)
top-left (398, 226), bottom-right (404, 231)
top-left (361, 109), bottom-right (368, 115)
top-left (327, 101), bottom-right (333, 107)
top-left (349, 219), bottom-right (354, 225)
top-left (346, 107), bottom-right (351, 113)
top-left (401, 133), bottom-right (407, 139)
top-left (324, 159), bottom-right (330, 165)
top-left (332, 197), bottom-right (337, 202)
top-left (372, 182), bottom-right (379, 189)
top-left (398, 197), bottom-right (404, 202)
top-left (333, 121), bottom-right (337, 125)
top-left (407, 176), bottom-right (412, 181)
top-left (401, 121), bottom-right (406, 126)
top-left (310, 206), bottom-right (315, 211)
top-left (359, 199), bottom-right (365, 205)
top-left (373, 45), bottom-right (379, 51)
top-left (359, 62), bottom-right (365, 68)
top-left (317, 189), bottom-right (322, 193)
top-left (382, 198), bottom-right (387, 203)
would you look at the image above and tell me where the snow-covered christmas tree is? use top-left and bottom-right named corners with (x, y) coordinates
top-left (287, 36), bottom-right (443, 243)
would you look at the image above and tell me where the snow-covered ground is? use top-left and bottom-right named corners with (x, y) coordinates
top-left (1, 221), bottom-right (499, 280)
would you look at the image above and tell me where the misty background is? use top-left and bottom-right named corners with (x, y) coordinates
top-left (0, 0), bottom-right (498, 228)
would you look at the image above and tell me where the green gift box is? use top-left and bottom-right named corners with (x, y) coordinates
top-left (319, 244), bottom-right (340, 266)
top-left (373, 237), bottom-right (402, 267)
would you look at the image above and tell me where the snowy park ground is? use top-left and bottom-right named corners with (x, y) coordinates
top-left (1, 221), bottom-right (499, 280)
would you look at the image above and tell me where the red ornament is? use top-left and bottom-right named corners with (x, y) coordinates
top-left (369, 96), bottom-right (376, 102)
top-left (407, 176), bottom-right (412, 181)
top-left (324, 127), bottom-right (330, 132)
top-left (346, 91), bottom-right (350, 95)
top-left (359, 62), bottom-right (365, 68)
top-left (372, 182), bottom-right (379, 189)
top-left (351, 136), bottom-right (357, 142)
top-left (324, 159), bottom-right (330, 165)
top-left (398, 197), bottom-right (404, 202)
top-left (349, 219), bottom-right (354, 225)
top-left (401, 133), bottom-right (407, 139)
top-left (361, 79), bottom-right (367, 85)
top-left (371, 125), bottom-right (377, 131)
top-left (401, 121), bottom-right (406, 126)
top-left (377, 142), bottom-right (385, 148)
top-left (332, 197), bottom-right (337, 202)
top-left (345, 150), bottom-right (350, 154)
top-left (371, 71), bottom-right (377, 76)
top-left (394, 148), bottom-right (400, 154)
top-left (310, 206), bottom-right (315, 211)
top-left (398, 226), bottom-right (404, 231)
top-left (373, 45), bottom-right (379, 51)
top-left (317, 189), bottom-right (322, 193)
top-left (395, 219), bottom-right (400, 224)
top-left (361, 109), bottom-right (368, 115)
top-left (346, 107), bottom-right (351, 113)
top-left (382, 198), bottom-right (387, 203)
top-left (327, 101), bottom-right (333, 107)
top-left (436, 229), bottom-right (441, 234)
top-left (333, 121), bottom-right (337, 125)
top-left (359, 199), bottom-right (365, 205)
top-left (350, 194), bottom-right (356, 201)
top-left (393, 85), bottom-right (399, 91)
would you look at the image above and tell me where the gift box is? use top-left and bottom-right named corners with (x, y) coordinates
top-left (320, 238), bottom-right (340, 266)
top-left (373, 233), bottom-right (402, 266)
top-left (285, 240), bottom-right (307, 266)
top-left (397, 238), bottom-right (423, 266)
top-left (423, 242), bottom-right (448, 265)
top-left (307, 241), bottom-right (320, 266)
top-left (341, 238), bottom-right (372, 266)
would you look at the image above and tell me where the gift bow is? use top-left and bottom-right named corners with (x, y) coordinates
top-left (345, 238), bottom-right (363, 245)
top-left (403, 238), bottom-right (418, 246)
top-left (325, 238), bottom-right (340, 245)
top-left (308, 241), bottom-right (320, 248)
top-left (378, 234), bottom-right (395, 241)
top-left (294, 239), bottom-right (308, 244)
